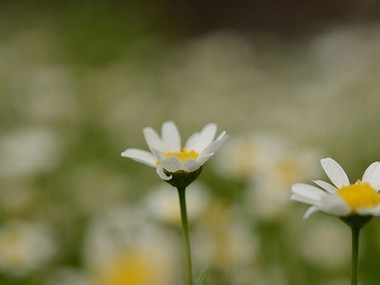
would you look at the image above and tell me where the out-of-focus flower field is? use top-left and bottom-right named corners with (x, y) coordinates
top-left (2, 1), bottom-right (380, 284)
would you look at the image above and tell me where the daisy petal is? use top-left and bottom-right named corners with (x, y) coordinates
top-left (320, 195), bottom-right (351, 216)
top-left (161, 121), bottom-right (181, 152)
top-left (186, 123), bottom-right (217, 152)
top-left (357, 205), bottom-right (380, 216)
top-left (121, 148), bottom-right (156, 167)
top-left (216, 131), bottom-right (228, 141)
top-left (151, 148), bottom-right (165, 161)
top-left (161, 156), bottom-right (182, 173)
top-left (197, 153), bottom-right (214, 165)
top-left (143, 127), bottom-right (165, 152)
top-left (156, 166), bottom-right (172, 180)
top-left (185, 132), bottom-right (200, 151)
top-left (313, 180), bottom-right (337, 194)
top-left (362, 161), bottom-right (380, 190)
top-left (290, 194), bottom-right (320, 206)
top-left (291, 183), bottom-right (327, 201)
top-left (320, 157), bottom-right (350, 188)
top-left (199, 131), bottom-right (228, 157)
top-left (183, 159), bottom-right (201, 172)
top-left (303, 206), bottom-right (320, 218)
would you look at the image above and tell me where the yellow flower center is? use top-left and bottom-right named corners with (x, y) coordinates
top-left (99, 255), bottom-right (151, 285)
top-left (163, 148), bottom-right (198, 162)
top-left (97, 250), bottom-right (169, 285)
top-left (336, 181), bottom-right (380, 212)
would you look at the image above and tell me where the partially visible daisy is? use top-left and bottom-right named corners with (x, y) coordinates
top-left (121, 121), bottom-right (227, 181)
top-left (291, 157), bottom-right (380, 218)
top-left (291, 157), bottom-right (380, 285)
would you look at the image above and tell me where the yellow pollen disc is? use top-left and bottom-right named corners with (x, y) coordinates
top-left (336, 181), bottom-right (380, 211)
top-left (163, 148), bottom-right (198, 163)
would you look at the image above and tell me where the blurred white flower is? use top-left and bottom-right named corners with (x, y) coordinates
top-left (121, 121), bottom-right (227, 180)
top-left (83, 206), bottom-right (179, 285)
top-left (0, 221), bottom-right (56, 275)
top-left (299, 219), bottom-right (350, 270)
top-left (232, 133), bottom-right (321, 220)
top-left (291, 157), bottom-right (380, 218)
top-left (145, 182), bottom-right (210, 225)
top-left (0, 128), bottom-right (63, 178)
top-left (192, 201), bottom-right (257, 282)
top-left (92, 247), bottom-right (174, 285)
top-left (213, 134), bottom-right (283, 180)
top-left (247, 149), bottom-right (321, 220)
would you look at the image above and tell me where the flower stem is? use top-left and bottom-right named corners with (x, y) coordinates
top-left (341, 215), bottom-right (371, 285)
top-left (177, 187), bottom-right (193, 285)
top-left (351, 226), bottom-right (360, 285)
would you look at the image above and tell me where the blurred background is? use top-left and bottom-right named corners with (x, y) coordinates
top-left (2, 0), bottom-right (380, 284)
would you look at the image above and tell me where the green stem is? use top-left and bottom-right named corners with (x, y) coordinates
top-left (177, 187), bottom-right (193, 285)
top-left (351, 226), bottom-right (360, 285)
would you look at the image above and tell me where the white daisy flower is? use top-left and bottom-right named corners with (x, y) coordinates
top-left (121, 121), bottom-right (227, 181)
top-left (291, 157), bottom-right (380, 218)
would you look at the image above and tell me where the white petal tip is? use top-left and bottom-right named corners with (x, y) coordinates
top-left (121, 150), bottom-right (130, 158)
top-left (156, 167), bottom-right (172, 181)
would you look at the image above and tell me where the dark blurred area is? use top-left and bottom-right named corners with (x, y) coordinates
top-left (2, 0), bottom-right (380, 36)
top-left (2, 0), bottom-right (379, 67)
top-left (159, 0), bottom-right (380, 36)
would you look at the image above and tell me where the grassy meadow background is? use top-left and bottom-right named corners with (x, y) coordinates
top-left (2, 1), bottom-right (380, 284)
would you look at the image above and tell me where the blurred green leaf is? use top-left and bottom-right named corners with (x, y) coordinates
top-left (196, 268), bottom-right (209, 285)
